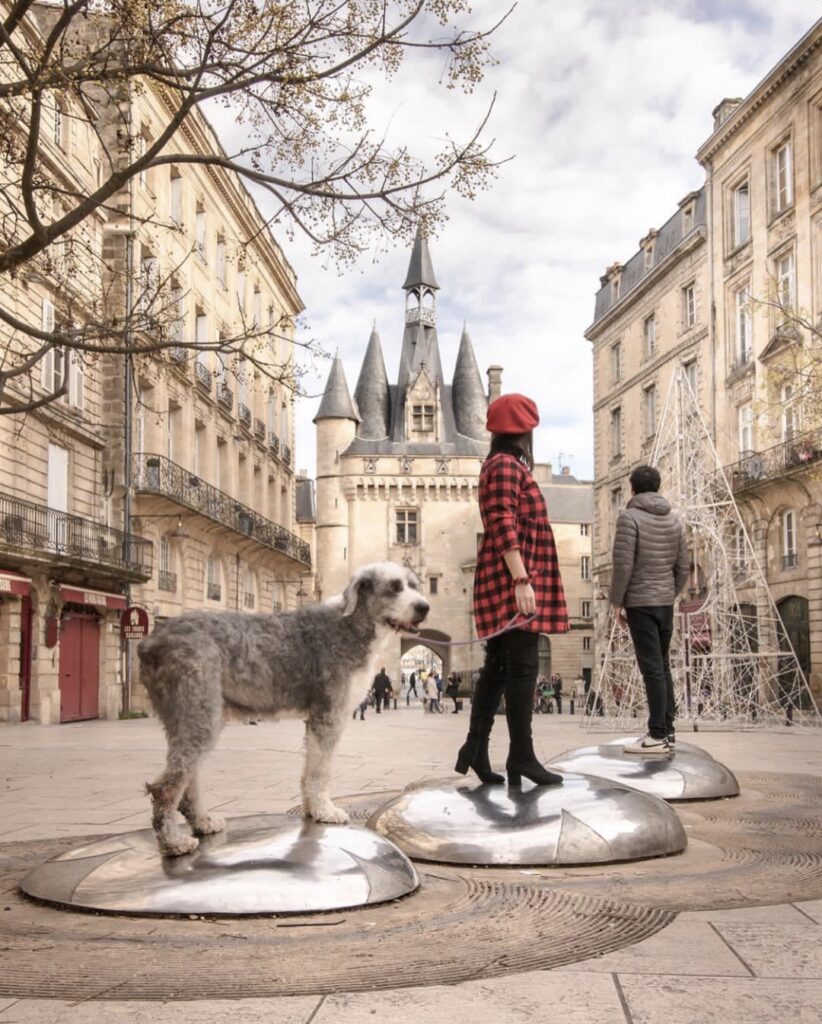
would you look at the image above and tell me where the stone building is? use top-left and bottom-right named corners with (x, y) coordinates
top-left (313, 231), bottom-right (593, 683)
top-left (585, 189), bottom-right (711, 605)
top-left (0, 7), bottom-right (309, 722)
top-left (586, 18), bottom-right (822, 703)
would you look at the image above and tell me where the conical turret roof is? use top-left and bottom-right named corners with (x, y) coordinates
top-left (313, 353), bottom-right (360, 423)
top-left (354, 325), bottom-right (391, 439)
top-left (452, 324), bottom-right (488, 440)
top-left (402, 224), bottom-right (440, 291)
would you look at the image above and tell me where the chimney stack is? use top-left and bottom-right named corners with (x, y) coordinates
top-left (487, 365), bottom-right (503, 403)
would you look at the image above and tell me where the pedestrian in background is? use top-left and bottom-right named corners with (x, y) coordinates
top-left (372, 667), bottom-right (392, 714)
top-left (407, 671), bottom-right (418, 704)
top-left (553, 672), bottom-right (563, 714)
top-left (446, 673), bottom-right (461, 713)
top-left (424, 673), bottom-right (440, 713)
top-left (610, 464), bottom-right (690, 754)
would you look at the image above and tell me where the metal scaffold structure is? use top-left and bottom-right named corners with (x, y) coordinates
top-left (587, 367), bottom-right (822, 732)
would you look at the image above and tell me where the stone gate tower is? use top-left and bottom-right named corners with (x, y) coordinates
top-left (313, 228), bottom-right (493, 675)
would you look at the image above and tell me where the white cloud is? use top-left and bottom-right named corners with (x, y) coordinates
top-left (214, 2), bottom-right (818, 481)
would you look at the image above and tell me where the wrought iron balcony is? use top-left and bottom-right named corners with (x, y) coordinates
top-left (0, 490), bottom-right (153, 580)
top-left (217, 384), bottom-right (233, 410)
top-left (238, 403), bottom-right (252, 427)
top-left (269, 432), bottom-right (280, 456)
top-left (254, 418), bottom-right (266, 441)
top-left (782, 552), bottom-right (799, 570)
top-left (158, 569), bottom-right (177, 592)
top-left (195, 361), bottom-right (211, 390)
top-left (281, 442), bottom-right (292, 466)
top-left (169, 347), bottom-right (186, 364)
top-left (132, 453), bottom-right (311, 567)
top-left (723, 427), bottom-right (822, 494)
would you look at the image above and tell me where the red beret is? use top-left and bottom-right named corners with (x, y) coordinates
top-left (486, 393), bottom-right (540, 434)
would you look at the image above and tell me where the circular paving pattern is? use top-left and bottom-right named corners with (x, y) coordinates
top-left (1, 770), bottom-right (821, 1000)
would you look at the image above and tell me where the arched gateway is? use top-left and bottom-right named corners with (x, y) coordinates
top-left (401, 629), bottom-right (452, 680)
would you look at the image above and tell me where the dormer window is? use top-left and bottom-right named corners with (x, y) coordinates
top-left (611, 277), bottom-right (620, 302)
top-left (643, 245), bottom-right (654, 271)
top-left (412, 404), bottom-right (434, 431)
top-left (682, 204), bottom-right (694, 234)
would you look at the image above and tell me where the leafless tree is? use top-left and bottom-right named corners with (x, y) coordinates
top-left (0, 0), bottom-right (509, 414)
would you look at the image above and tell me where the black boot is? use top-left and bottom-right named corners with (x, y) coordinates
top-left (454, 673), bottom-right (504, 785)
top-left (505, 680), bottom-right (563, 787)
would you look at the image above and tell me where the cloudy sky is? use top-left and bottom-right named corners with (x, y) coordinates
top-left (277, 0), bottom-right (819, 481)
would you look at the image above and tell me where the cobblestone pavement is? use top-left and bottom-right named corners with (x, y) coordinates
top-left (1, 707), bottom-right (821, 1022)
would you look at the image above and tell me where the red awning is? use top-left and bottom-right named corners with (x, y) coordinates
top-left (59, 586), bottom-right (127, 611)
top-left (0, 570), bottom-right (31, 597)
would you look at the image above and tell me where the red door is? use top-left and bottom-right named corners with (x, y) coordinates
top-left (18, 596), bottom-right (33, 722)
top-left (59, 612), bottom-right (100, 722)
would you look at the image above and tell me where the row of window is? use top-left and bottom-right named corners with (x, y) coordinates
top-left (730, 247), bottom-right (795, 366)
top-left (729, 137), bottom-right (793, 251)
top-left (609, 285), bottom-right (697, 387)
top-left (732, 511), bottom-right (799, 573)
top-left (608, 359), bottom-right (697, 461)
top-left (736, 383), bottom-right (799, 454)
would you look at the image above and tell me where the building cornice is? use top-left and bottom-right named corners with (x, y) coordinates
top-left (585, 229), bottom-right (707, 341)
top-left (697, 20), bottom-right (822, 165)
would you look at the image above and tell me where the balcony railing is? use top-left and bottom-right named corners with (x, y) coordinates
top-left (169, 347), bottom-right (187, 365)
top-left (254, 418), bottom-right (266, 441)
top-left (281, 442), bottom-right (292, 466)
top-left (0, 490), bottom-right (153, 580)
top-left (158, 569), bottom-right (177, 592)
top-left (217, 384), bottom-right (233, 410)
top-left (783, 552), bottom-right (799, 570)
top-left (723, 427), bottom-right (822, 494)
top-left (238, 403), bottom-right (251, 427)
top-left (269, 432), bottom-right (280, 457)
top-left (195, 361), bottom-right (211, 390)
top-left (243, 591), bottom-right (255, 609)
top-left (132, 453), bottom-right (311, 567)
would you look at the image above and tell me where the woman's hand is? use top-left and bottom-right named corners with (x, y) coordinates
top-left (514, 581), bottom-right (536, 616)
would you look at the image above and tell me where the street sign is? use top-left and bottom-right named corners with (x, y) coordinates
top-left (122, 606), bottom-right (149, 640)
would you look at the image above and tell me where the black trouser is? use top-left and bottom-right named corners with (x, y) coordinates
top-left (554, 695), bottom-right (562, 714)
top-left (474, 628), bottom-right (539, 754)
top-left (625, 605), bottom-right (676, 740)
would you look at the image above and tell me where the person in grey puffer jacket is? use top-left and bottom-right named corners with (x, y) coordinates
top-left (609, 465), bottom-right (690, 754)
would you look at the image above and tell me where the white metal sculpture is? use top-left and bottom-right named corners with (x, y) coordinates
top-left (588, 367), bottom-right (821, 731)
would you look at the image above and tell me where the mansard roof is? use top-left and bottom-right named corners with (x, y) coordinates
top-left (313, 354), bottom-right (360, 423)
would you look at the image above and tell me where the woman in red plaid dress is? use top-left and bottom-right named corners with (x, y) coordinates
top-left (455, 393), bottom-right (569, 787)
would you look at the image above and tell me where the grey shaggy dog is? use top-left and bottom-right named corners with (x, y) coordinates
top-left (138, 561), bottom-right (429, 857)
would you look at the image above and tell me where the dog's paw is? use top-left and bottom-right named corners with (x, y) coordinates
top-left (159, 834), bottom-right (200, 858)
top-left (305, 801), bottom-right (350, 825)
top-left (192, 813), bottom-right (226, 836)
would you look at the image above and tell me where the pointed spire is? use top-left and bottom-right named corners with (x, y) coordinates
top-left (402, 224), bottom-right (440, 291)
top-left (452, 324), bottom-right (487, 440)
top-left (354, 325), bottom-right (391, 439)
top-left (313, 353), bottom-right (360, 423)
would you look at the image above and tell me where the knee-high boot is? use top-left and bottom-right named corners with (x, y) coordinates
top-left (454, 675), bottom-right (505, 785)
top-left (505, 680), bottom-right (563, 787)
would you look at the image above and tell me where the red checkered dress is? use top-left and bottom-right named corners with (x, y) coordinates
top-left (473, 453), bottom-right (570, 639)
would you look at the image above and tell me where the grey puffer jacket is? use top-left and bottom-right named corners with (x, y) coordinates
top-left (609, 492), bottom-right (690, 608)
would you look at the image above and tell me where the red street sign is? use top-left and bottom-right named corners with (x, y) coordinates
top-left (122, 606), bottom-right (149, 640)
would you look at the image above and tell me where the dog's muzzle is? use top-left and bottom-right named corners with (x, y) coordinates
top-left (386, 600), bottom-right (430, 634)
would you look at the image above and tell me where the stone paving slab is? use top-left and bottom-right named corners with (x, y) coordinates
top-left (552, 918), bottom-right (750, 977)
top-left (617, 975), bottom-right (822, 1024)
top-left (314, 972), bottom-right (627, 1024)
top-left (0, 997), bottom-right (320, 1023)
top-left (712, 922), bottom-right (822, 978)
top-left (796, 897), bottom-right (822, 924)
top-left (678, 904), bottom-right (815, 923)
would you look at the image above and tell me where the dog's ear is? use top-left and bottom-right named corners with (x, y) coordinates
top-left (342, 571), bottom-right (373, 616)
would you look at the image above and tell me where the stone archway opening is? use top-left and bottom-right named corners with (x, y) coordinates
top-left (400, 628), bottom-right (452, 679)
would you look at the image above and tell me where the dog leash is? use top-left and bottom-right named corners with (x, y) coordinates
top-left (399, 611), bottom-right (536, 647)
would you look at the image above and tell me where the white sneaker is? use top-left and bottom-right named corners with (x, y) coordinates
top-left (624, 734), bottom-right (670, 755)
